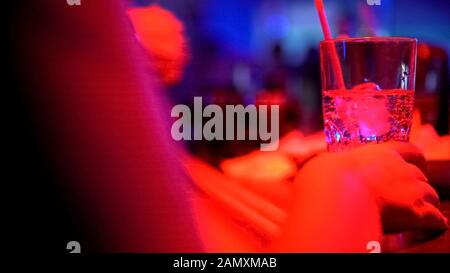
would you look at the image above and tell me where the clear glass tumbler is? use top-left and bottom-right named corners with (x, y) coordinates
top-left (320, 37), bottom-right (417, 152)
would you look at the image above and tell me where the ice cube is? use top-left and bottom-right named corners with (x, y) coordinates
top-left (352, 82), bottom-right (381, 91)
top-left (335, 82), bottom-right (389, 138)
top-left (357, 94), bottom-right (390, 137)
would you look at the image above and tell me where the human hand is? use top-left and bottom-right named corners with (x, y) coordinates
top-left (341, 142), bottom-right (448, 232)
top-left (274, 142), bottom-right (447, 252)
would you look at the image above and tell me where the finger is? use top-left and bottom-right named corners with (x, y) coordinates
top-left (404, 163), bottom-right (429, 183)
top-left (415, 202), bottom-right (449, 230)
top-left (383, 141), bottom-right (428, 174)
top-left (415, 181), bottom-right (440, 208)
top-left (403, 163), bottom-right (440, 207)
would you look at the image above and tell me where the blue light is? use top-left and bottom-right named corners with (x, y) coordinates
top-left (365, 134), bottom-right (377, 142)
top-left (343, 42), bottom-right (346, 60)
top-left (335, 131), bottom-right (341, 142)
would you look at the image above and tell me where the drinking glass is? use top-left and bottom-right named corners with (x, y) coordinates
top-left (320, 37), bottom-right (417, 151)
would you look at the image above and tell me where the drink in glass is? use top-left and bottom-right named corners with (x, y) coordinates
top-left (320, 37), bottom-right (417, 152)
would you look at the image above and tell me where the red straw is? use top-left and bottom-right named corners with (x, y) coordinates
top-left (314, 0), bottom-right (346, 90)
top-left (315, 0), bottom-right (333, 40)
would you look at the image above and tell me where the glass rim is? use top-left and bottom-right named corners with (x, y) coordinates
top-left (320, 36), bottom-right (417, 44)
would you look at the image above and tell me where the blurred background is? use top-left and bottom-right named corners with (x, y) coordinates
top-left (128, 0), bottom-right (450, 162)
top-left (5, 0), bottom-right (449, 253)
